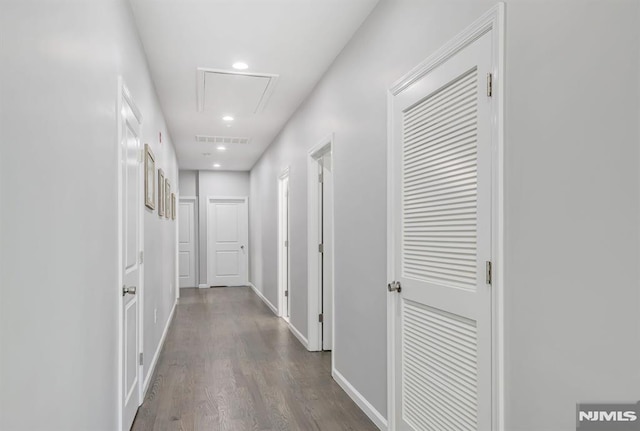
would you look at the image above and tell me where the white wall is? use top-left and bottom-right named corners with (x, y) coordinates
top-left (0, 1), bottom-right (178, 430)
top-left (178, 170), bottom-right (197, 197)
top-left (504, 2), bottom-right (640, 429)
top-left (196, 171), bottom-right (250, 285)
top-left (249, 0), bottom-right (640, 427)
top-left (142, 124), bottom-right (178, 393)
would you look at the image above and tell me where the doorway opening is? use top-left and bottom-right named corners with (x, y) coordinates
top-left (307, 135), bottom-right (334, 352)
top-left (278, 168), bottom-right (291, 321)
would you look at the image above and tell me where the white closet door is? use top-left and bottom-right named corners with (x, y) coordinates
top-left (119, 90), bottom-right (142, 431)
top-left (390, 30), bottom-right (493, 431)
top-left (178, 198), bottom-right (197, 288)
top-left (207, 198), bottom-right (248, 286)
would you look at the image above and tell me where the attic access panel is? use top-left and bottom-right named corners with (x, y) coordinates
top-left (196, 68), bottom-right (279, 114)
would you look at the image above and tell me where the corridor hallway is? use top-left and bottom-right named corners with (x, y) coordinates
top-left (132, 288), bottom-right (377, 431)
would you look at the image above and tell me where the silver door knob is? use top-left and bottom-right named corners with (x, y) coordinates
top-left (122, 285), bottom-right (137, 296)
top-left (387, 281), bottom-right (402, 293)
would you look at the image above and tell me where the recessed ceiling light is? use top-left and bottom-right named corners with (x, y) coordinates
top-left (213, 163), bottom-right (221, 168)
top-left (217, 146), bottom-right (226, 151)
top-left (232, 62), bottom-right (248, 70)
top-left (222, 116), bottom-right (234, 122)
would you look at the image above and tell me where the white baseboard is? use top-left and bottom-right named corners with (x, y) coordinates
top-left (332, 368), bottom-right (388, 431)
top-left (287, 321), bottom-right (309, 350)
top-left (248, 282), bottom-right (279, 315)
top-left (143, 300), bottom-right (177, 396)
top-left (198, 283), bottom-right (209, 289)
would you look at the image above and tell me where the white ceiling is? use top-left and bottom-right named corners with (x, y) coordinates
top-left (129, 0), bottom-right (379, 171)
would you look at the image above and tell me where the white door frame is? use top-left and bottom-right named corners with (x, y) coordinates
top-left (178, 195), bottom-right (198, 289)
top-left (116, 78), bottom-right (144, 430)
top-left (386, 4), bottom-right (505, 430)
top-left (307, 134), bottom-right (335, 353)
top-left (278, 168), bottom-right (291, 321)
top-left (205, 196), bottom-right (249, 287)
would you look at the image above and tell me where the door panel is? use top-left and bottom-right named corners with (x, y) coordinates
top-left (215, 204), bottom-right (239, 242)
top-left (124, 300), bottom-right (138, 396)
top-left (207, 199), bottom-right (248, 286)
top-left (178, 199), bottom-right (197, 287)
top-left (178, 252), bottom-right (190, 277)
top-left (391, 31), bottom-right (493, 431)
top-left (216, 250), bottom-right (240, 275)
top-left (120, 92), bottom-right (141, 431)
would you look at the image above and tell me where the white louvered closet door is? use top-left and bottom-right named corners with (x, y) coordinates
top-left (391, 30), bottom-right (493, 431)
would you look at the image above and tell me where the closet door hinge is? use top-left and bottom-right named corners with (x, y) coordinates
top-left (318, 243), bottom-right (324, 253)
top-left (486, 261), bottom-right (492, 285)
top-left (139, 352), bottom-right (144, 366)
top-left (139, 251), bottom-right (144, 264)
top-left (487, 73), bottom-right (493, 97)
top-left (318, 313), bottom-right (323, 323)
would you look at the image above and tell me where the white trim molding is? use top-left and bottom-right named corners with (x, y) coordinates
top-left (248, 282), bottom-right (309, 350)
top-left (249, 282), bottom-right (278, 315)
top-left (143, 299), bottom-right (177, 396)
top-left (332, 368), bottom-right (388, 431)
top-left (198, 284), bottom-right (209, 289)
top-left (386, 4), bottom-right (505, 431)
top-left (287, 321), bottom-right (309, 350)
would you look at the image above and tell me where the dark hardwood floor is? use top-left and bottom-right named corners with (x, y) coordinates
top-left (131, 287), bottom-right (378, 431)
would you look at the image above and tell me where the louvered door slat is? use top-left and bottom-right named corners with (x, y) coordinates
top-left (403, 301), bottom-right (479, 431)
top-left (402, 68), bottom-right (478, 291)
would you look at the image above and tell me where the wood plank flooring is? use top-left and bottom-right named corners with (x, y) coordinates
top-left (132, 287), bottom-right (378, 431)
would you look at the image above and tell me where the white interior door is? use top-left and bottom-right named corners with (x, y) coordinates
top-left (119, 87), bottom-right (142, 431)
top-left (321, 152), bottom-right (333, 351)
top-left (279, 175), bottom-right (290, 319)
top-left (207, 198), bottom-right (248, 286)
top-left (178, 198), bottom-right (197, 288)
top-left (390, 30), bottom-right (493, 430)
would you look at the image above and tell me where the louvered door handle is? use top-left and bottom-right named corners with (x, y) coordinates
top-left (387, 281), bottom-right (402, 293)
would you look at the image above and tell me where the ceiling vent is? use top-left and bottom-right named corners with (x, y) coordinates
top-left (195, 135), bottom-right (250, 145)
top-left (196, 68), bottom-right (279, 114)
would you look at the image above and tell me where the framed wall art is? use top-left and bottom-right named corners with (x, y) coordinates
top-left (165, 179), bottom-right (171, 219)
top-left (158, 169), bottom-right (165, 217)
top-left (144, 144), bottom-right (155, 210)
